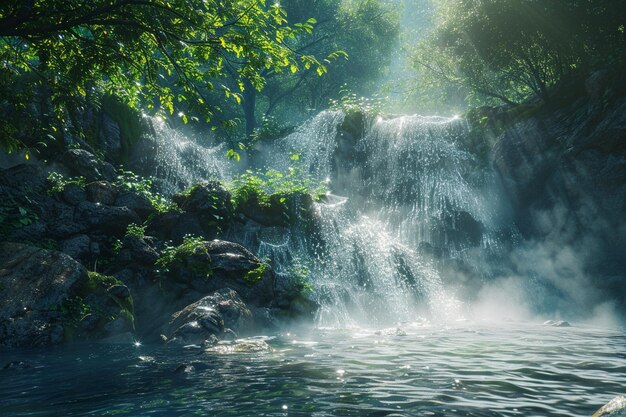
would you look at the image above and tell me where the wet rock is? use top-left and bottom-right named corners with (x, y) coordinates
top-left (0, 164), bottom-right (49, 192)
top-left (0, 243), bottom-right (86, 348)
top-left (165, 289), bottom-right (252, 345)
top-left (0, 245), bottom-right (135, 348)
top-left (45, 200), bottom-right (86, 239)
top-left (586, 69), bottom-right (611, 101)
top-left (173, 181), bottom-right (232, 222)
top-left (85, 181), bottom-right (118, 205)
top-left (61, 183), bottom-right (87, 206)
top-left (239, 192), bottom-right (314, 227)
top-left (206, 338), bottom-right (273, 354)
top-left (204, 240), bottom-right (275, 305)
top-left (205, 240), bottom-right (259, 273)
top-left (98, 113), bottom-right (122, 155)
top-left (543, 320), bottom-right (571, 327)
top-left (114, 192), bottom-right (154, 218)
top-left (60, 234), bottom-right (91, 259)
top-left (117, 234), bottom-right (159, 266)
top-left (61, 149), bottom-right (117, 182)
top-left (75, 201), bottom-right (139, 234)
top-left (592, 395), bottom-right (626, 417)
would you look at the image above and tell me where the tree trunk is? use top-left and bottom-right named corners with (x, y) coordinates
top-left (242, 80), bottom-right (256, 138)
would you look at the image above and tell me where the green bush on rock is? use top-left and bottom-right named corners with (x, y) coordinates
top-left (57, 271), bottom-right (135, 341)
top-left (155, 235), bottom-right (213, 279)
top-left (46, 172), bottom-right (86, 194)
top-left (229, 169), bottom-right (326, 227)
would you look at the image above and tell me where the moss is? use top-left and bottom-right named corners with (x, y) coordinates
top-left (101, 95), bottom-right (145, 163)
top-left (155, 235), bottom-right (213, 279)
top-left (244, 260), bottom-right (270, 284)
top-left (75, 272), bottom-right (135, 332)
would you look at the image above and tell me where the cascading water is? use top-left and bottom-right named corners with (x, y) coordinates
top-left (136, 110), bottom-right (511, 327)
top-left (138, 116), bottom-right (230, 195)
top-left (260, 110), bottom-right (511, 326)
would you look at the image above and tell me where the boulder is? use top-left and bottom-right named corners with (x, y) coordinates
top-left (0, 243), bottom-right (134, 348)
top-left (61, 183), bottom-right (88, 206)
top-left (61, 149), bottom-right (117, 182)
top-left (0, 243), bottom-right (85, 348)
top-left (117, 234), bottom-right (159, 266)
top-left (85, 181), bottom-right (118, 205)
top-left (114, 192), bottom-right (154, 218)
top-left (45, 200), bottom-right (86, 239)
top-left (592, 396), bottom-right (626, 417)
top-left (164, 289), bottom-right (252, 345)
top-left (0, 164), bottom-right (48, 192)
top-left (60, 234), bottom-right (91, 259)
top-left (75, 201), bottom-right (139, 234)
top-left (203, 240), bottom-right (275, 305)
top-left (173, 181), bottom-right (232, 222)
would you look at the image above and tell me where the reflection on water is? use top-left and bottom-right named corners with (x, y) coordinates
top-left (1, 322), bottom-right (624, 417)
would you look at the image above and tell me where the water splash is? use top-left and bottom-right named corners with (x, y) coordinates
top-left (140, 116), bottom-right (229, 195)
top-left (259, 110), bottom-right (509, 326)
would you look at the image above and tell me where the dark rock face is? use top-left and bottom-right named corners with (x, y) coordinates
top-left (239, 192), bottom-right (315, 228)
top-left (0, 243), bottom-right (86, 348)
top-left (75, 201), bottom-right (140, 234)
top-left (114, 192), bottom-right (153, 219)
top-left (0, 243), bottom-right (133, 348)
top-left (173, 181), bottom-right (232, 222)
top-left (85, 181), bottom-right (118, 205)
top-left (117, 235), bottom-right (159, 266)
top-left (164, 289), bottom-right (252, 345)
top-left (159, 239), bottom-right (275, 307)
top-left (61, 149), bottom-right (117, 182)
top-left (492, 88), bottom-right (626, 312)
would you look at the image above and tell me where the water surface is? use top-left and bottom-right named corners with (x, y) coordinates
top-left (1, 322), bottom-right (624, 417)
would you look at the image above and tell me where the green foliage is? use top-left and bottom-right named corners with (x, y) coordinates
top-left (125, 223), bottom-right (146, 239)
top-left (329, 87), bottom-right (386, 115)
top-left (111, 239), bottom-right (123, 256)
top-left (115, 169), bottom-right (178, 214)
top-left (230, 168), bottom-right (327, 211)
top-left (59, 296), bottom-right (92, 327)
top-left (250, 115), bottom-right (287, 142)
top-left (81, 271), bottom-right (135, 330)
top-left (46, 172), bottom-right (86, 194)
top-left (0, 203), bottom-right (38, 236)
top-left (244, 258), bottom-right (270, 283)
top-left (155, 235), bottom-right (212, 279)
top-left (412, 0), bottom-right (626, 107)
top-left (289, 257), bottom-right (314, 295)
top-left (254, 0), bottom-right (398, 124)
top-left (0, 0), bottom-right (329, 152)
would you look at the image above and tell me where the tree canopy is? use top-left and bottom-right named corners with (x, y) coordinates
top-left (0, 0), bottom-right (327, 151)
top-left (411, 0), bottom-right (626, 108)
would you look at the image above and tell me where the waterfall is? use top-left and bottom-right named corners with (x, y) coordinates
top-left (138, 116), bottom-right (230, 195)
top-left (136, 110), bottom-right (511, 327)
top-left (259, 110), bottom-right (510, 326)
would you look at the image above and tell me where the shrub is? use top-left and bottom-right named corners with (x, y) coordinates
top-left (155, 235), bottom-right (212, 279)
top-left (46, 172), bottom-right (86, 194)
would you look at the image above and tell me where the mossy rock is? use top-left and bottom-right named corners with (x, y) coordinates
top-left (61, 272), bottom-right (135, 341)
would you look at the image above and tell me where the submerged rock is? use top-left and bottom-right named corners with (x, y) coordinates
top-left (206, 338), bottom-right (273, 354)
top-left (543, 320), bottom-right (571, 327)
top-left (592, 395), bottom-right (626, 417)
top-left (164, 289), bottom-right (252, 346)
